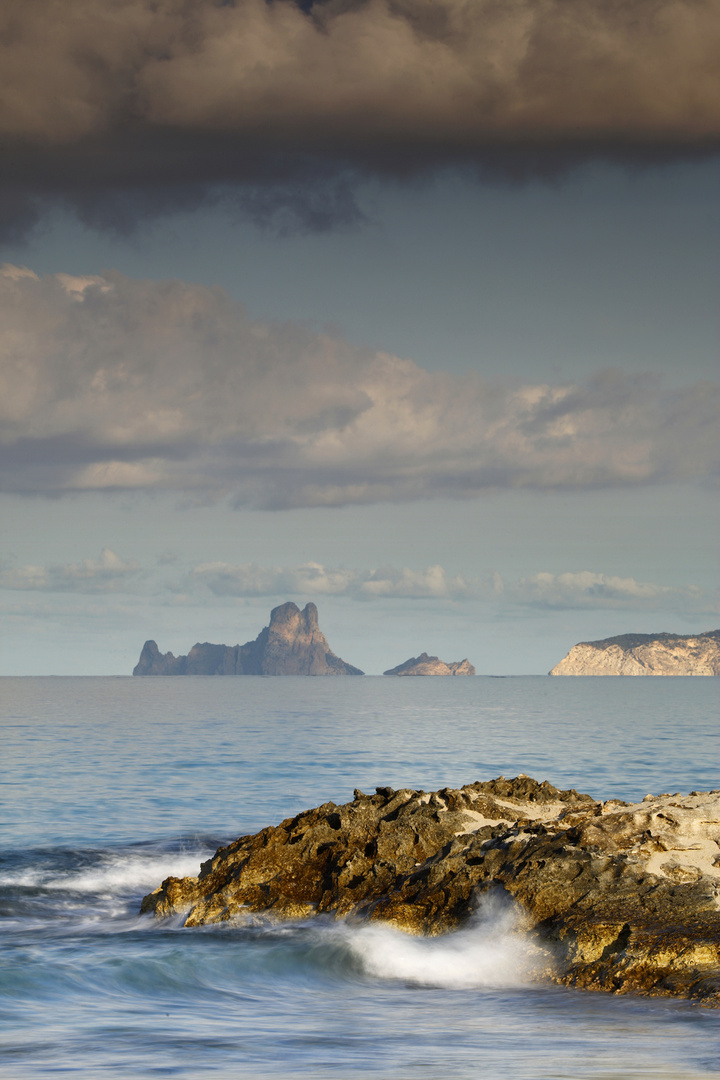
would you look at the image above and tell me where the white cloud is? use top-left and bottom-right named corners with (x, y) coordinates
top-left (2, 546), bottom-right (714, 616)
top-left (356, 565), bottom-right (480, 600)
top-left (191, 562), bottom-right (718, 614)
top-left (192, 561), bottom-right (482, 601)
top-left (1, 267), bottom-right (717, 507)
top-left (507, 571), bottom-right (718, 613)
top-left (0, 264), bottom-right (38, 282)
top-left (54, 273), bottom-right (113, 300)
top-left (0, 548), bottom-right (142, 593)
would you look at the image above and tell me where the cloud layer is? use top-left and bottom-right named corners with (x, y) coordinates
top-left (0, 548), bottom-right (141, 593)
top-left (192, 562), bottom-right (717, 612)
top-left (1, 0), bottom-right (718, 237)
top-left (506, 571), bottom-right (716, 613)
top-left (1, 265), bottom-right (717, 506)
top-left (2, 548), bottom-right (715, 614)
top-left (192, 561), bottom-right (479, 600)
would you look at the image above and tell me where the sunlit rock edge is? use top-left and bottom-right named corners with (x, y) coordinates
top-left (550, 630), bottom-right (720, 676)
top-left (383, 653), bottom-right (475, 676)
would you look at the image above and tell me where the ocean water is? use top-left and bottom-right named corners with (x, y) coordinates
top-left (1, 675), bottom-right (718, 1079)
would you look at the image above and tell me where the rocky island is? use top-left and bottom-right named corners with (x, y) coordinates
top-left (141, 776), bottom-right (720, 1006)
top-left (133, 601), bottom-right (363, 676)
top-left (550, 630), bottom-right (720, 676)
top-left (384, 653), bottom-right (475, 676)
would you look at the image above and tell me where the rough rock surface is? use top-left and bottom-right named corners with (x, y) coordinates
top-left (384, 653), bottom-right (475, 676)
top-left (141, 776), bottom-right (720, 1005)
top-left (133, 601), bottom-right (363, 676)
top-left (550, 630), bottom-right (720, 676)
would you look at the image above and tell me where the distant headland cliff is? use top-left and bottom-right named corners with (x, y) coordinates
top-left (133, 601), bottom-right (363, 676)
top-left (384, 653), bottom-right (475, 676)
top-left (550, 630), bottom-right (720, 676)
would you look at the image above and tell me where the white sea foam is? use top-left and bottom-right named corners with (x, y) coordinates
top-left (342, 891), bottom-right (549, 989)
top-left (56, 853), bottom-right (209, 894)
top-left (0, 868), bottom-right (45, 888)
top-left (0, 852), bottom-right (208, 895)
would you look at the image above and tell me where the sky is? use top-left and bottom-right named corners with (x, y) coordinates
top-left (0, 0), bottom-right (718, 676)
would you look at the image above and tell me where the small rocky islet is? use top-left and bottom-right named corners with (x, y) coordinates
top-left (141, 775), bottom-right (720, 1006)
top-left (383, 653), bottom-right (475, 676)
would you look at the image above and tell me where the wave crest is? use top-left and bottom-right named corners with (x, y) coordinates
top-left (341, 890), bottom-right (549, 989)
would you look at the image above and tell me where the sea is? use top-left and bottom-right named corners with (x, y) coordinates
top-left (1, 675), bottom-right (718, 1079)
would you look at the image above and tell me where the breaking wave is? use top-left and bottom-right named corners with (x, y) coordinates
top-left (0, 849), bottom-right (209, 895)
top-left (339, 890), bottom-right (549, 989)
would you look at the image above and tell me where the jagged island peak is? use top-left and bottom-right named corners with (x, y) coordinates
top-left (133, 601), bottom-right (363, 676)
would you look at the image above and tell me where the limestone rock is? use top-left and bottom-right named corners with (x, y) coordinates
top-left (140, 777), bottom-right (720, 1005)
top-left (383, 653), bottom-right (475, 676)
top-left (133, 640), bottom-right (186, 675)
top-left (550, 630), bottom-right (720, 676)
top-left (133, 601), bottom-right (363, 676)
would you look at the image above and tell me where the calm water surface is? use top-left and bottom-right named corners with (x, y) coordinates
top-left (1, 676), bottom-right (718, 1078)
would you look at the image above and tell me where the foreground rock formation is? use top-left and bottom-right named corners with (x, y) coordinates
top-left (133, 601), bottom-right (363, 676)
top-left (384, 653), bottom-right (475, 676)
top-left (550, 630), bottom-right (720, 676)
top-left (141, 776), bottom-right (720, 1005)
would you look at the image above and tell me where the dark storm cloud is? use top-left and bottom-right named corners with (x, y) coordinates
top-left (1, 265), bottom-right (718, 506)
top-left (1, 0), bottom-right (718, 238)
